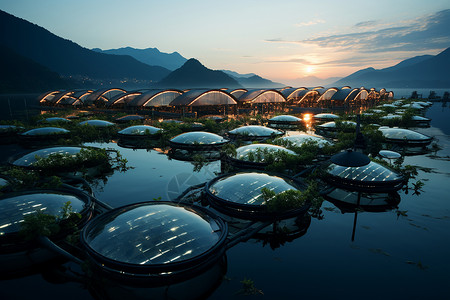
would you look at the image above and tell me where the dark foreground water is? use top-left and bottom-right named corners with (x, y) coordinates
top-left (1, 103), bottom-right (450, 299)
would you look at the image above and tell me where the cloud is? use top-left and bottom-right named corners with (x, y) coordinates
top-left (300, 9), bottom-right (450, 53)
top-left (295, 20), bottom-right (325, 27)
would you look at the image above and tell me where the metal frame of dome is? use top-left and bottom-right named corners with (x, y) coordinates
top-left (226, 143), bottom-right (296, 170)
top-left (205, 172), bottom-right (310, 221)
top-left (227, 125), bottom-right (284, 141)
top-left (169, 131), bottom-right (229, 150)
top-left (0, 185), bottom-right (94, 255)
top-left (379, 127), bottom-right (433, 146)
top-left (80, 201), bottom-right (228, 283)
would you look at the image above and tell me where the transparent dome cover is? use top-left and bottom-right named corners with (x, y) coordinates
top-left (402, 103), bottom-right (424, 109)
top-left (412, 116), bottom-right (430, 121)
top-left (82, 202), bottom-right (226, 267)
top-left (42, 117), bottom-right (70, 123)
top-left (12, 146), bottom-right (84, 167)
top-left (20, 127), bottom-right (70, 136)
top-left (79, 120), bottom-right (115, 127)
top-left (234, 144), bottom-right (296, 162)
top-left (278, 133), bottom-right (331, 148)
top-left (317, 121), bottom-right (356, 129)
top-left (228, 126), bottom-right (283, 137)
top-left (313, 113), bottom-right (339, 120)
top-left (269, 115), bottom-right (301, 122)
top-left (118, 125), bottom-right (161, 136)
top-left (327, 161), bottom-right (403, 185)
top-left (0, 190), bottom-right (87, 236)
top-left (378, 127), bottom-right (432, 141)
top-left (208, 172), bottom-right (301, 207)
top-left (170, 131), bottom-right (229, 146)
top-left (378, 150), bottom-right (402, 159)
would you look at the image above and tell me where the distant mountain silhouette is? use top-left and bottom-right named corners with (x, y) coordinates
top-left (155, 58), bottom-right (241, 88)
top-left (0, 44), bottom-right (75, 93)
top-left (0, 10), bottom-right (170, 83)
top-left (92, 47), bottom-right (187, 70)
top-left (221, 70), bottom-right (257, 78)
top-left (334, 47), bottom-right (450, 87)
top-left (235, 75), bottom-right (284, 88)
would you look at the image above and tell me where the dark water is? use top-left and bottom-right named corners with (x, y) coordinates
top-left (1, 104), bottom-right (450, 299)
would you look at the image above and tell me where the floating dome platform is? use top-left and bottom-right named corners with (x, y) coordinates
top-left (313, 113), bottom-right (340, 121)
top-left (206, 172), bottom-right (310, 220)
top-left (325, 189), bottom-right (401, 213)
top-left (411, 115), bottom-right (431, 126)
top-left (277, 133), bottom-right (332, 148)
top-left (169, 131), bottom-right (229, 150)
top-left (402, 103), bottom-right (425, 109)
top-left (19, 127), bottom-right (70, 140)
top-left (227, 143), bottom-right (296, 169)
top-left (118, 125), bottom-right (162, 138)
top-left (325, 159), bottom-right (405, 192)
top-left (81, 202), bottom-right (227, 282)
top-left (268, 115), bottom-right (302, 129)
top-left (79, 120), bottom-right (115, 127)
top-left (0, 187), bottom-right (93, 272)
top-left (378, 127), bottom-right (433, 146)
top-left (378, 150), bottom-right (402, 160)
top-left (228, 125), bottom-right (283, 141)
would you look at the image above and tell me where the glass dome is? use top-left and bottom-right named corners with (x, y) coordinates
top-left (326, 161), bottom-right (404, 192)
top-left (229, 144), bottom-right (296, 168)
top-left (313, 113), bottom-right (339, 120)
top-left (79, 120), bottom-right (115, 127)
top-left (0, 188), bottom-right (92, 243)
top-left (369, 109), bottom-right (384, 114)
top-left (316, 121), bottom-right (356, 131)
top-left (20, 127), bottom-right (70, 137)
top-left (277, 133), bottom-right (331, 148)
top-left (206, 172), bottom-right (309, 220)
top-left (169, 131), bottom-right (229, 149)
top-left (268, 115), bottom-right (302, 129)
top-left (81, 202), bottom-right (227, 275)
top-left (402, 103), bottom-right (424, 109)
top-left (228, 126), bottom-right (283, 140)
top-left (118, 125), bottom-right (162, 137)
top-left (378, 127), bottom-right (433, 145)
top-left (41, 117), bottom-right (71, 123)
top-left (10, 146), bottom-right (103, 170)
top-left (378, 150), bottom-right (402, 159)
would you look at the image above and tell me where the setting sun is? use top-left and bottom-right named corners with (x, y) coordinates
top-left (305, 66), bottom-right (314, 74)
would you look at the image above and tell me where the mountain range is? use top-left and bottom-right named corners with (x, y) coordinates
top-left (92, 47), bottom-right (187, 71)
top-left (334, 48), bottom-right (450, 88)
top-left (154, 58), bottom-right (242, 89)
top-left (1, 8), bottom-right (449, 93)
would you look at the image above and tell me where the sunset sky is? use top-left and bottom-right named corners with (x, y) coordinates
top-left (1, 0), bottom-right (450, 85)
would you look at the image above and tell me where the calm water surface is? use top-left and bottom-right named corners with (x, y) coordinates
top-left (1, 104), bottom-right (450, 299)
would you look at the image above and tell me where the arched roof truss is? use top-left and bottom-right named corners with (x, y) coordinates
top-left (281, 87), bottom-right (307, 100)
top-left (295, 90), bottom-right (319, 104)
top-left (38, 90), bottom-right (60, 103)
top-left (85, 88), bottom-right (127, 104)
top-left (317, 88), bottom-right (339, 102)
top-left (330, 88), bottom-right (359, 102)
top-left (238, 89), bottom-right (286, 104)
top-left (170, 89), bottom-right (237, 106)
top-left (107, 92), bottom-right (142, 107)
